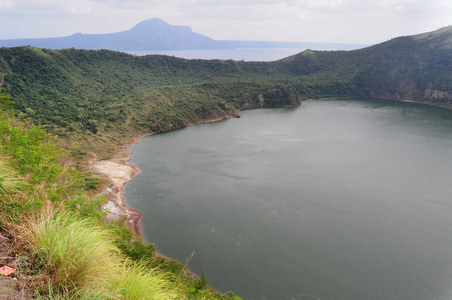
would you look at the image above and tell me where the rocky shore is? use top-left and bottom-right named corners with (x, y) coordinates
top-left (92, 142), bottom-right (144, 238)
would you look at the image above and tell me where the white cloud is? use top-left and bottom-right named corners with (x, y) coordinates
top-left (0, 0), bottom-right (14, 8)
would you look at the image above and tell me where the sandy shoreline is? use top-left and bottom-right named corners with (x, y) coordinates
top-left (92, 134), bottom-right (148, 239)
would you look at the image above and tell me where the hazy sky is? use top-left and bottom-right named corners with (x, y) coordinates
top-left (0, 0), bottom-right (451, 44)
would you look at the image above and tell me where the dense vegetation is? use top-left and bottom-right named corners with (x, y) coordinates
top-left (278, 26), bottom-right (452, 106)
top-left (0, 47), bottom-right (302, 156)
top-left (1, 26), bottom-right (451, 156)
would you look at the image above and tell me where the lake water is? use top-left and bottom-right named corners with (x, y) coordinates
top-left (124, 99), bottom-right (452, 300)
top-left (125, 43), bottom-right (366, 62)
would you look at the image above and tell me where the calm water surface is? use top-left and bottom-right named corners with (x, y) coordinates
top-left (124, 99), bottom-right (452, 300)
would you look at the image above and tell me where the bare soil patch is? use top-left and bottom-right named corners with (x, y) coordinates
top-left (0, 234), bottom-right (32, 299)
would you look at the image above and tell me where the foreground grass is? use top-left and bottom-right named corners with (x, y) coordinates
top-left (21, 212), bottom-right (177, 299)
top-left (0, 158), bottom-right (25, 194)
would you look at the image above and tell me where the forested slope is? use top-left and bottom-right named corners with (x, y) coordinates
top-left (277, 25), bottom-right (452, 107)
top-left (0, 48), bottom-right (297, 129)
top-left (0, 25), bottom-right (451, 155)
top-left (0, 47), bottom-right (300, 156)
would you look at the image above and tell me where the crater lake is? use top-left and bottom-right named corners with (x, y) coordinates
top-left (124, 99), bottom-right (452, 300)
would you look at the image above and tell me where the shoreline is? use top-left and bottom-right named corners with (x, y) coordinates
top-left (91, 113), bottom-right (244, 278)
top-left (92, 135), bottom-right (147, 239)
top-left (308, 96), bottom-right (452, 110)
top-left (92, 113), bottom-right (242, 239)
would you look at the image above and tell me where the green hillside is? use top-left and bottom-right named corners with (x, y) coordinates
top-left (1, 26), bottom-right (451, 153)
top-left (0, 47), bottom-right (301, 157)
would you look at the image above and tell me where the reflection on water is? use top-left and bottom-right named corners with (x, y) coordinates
top-left (124, 99), bottom-right (452, 300)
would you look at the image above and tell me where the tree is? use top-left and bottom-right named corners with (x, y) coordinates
top-left (0, 73), bottom-right (14, 111)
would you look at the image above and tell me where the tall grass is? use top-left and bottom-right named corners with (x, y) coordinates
top-left (113, 262), bottom-right (176, 300)
top-left (0, 158), bottom-right (25, 194)
top-left (35, 281), bottom-right (115, 300)
top-left (22, 212), bottom-right (177, 299)
top-left (25, 213), bottom-right (118, 294)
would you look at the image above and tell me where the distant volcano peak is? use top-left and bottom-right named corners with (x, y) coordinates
top-left (129, 18), bottom-right (192, 32)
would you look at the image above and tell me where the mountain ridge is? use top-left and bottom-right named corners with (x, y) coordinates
top-left (0, 18), bottom-right (366, 51)
top-left (275, 25), bottom-right (452, 107)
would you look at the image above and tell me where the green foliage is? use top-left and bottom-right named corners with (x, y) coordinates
top-left (81, 172), bottom-right (99, 190)
top-left (195, 272), bottom-right (208, 291)
top-left (0, 201), bottom-right (25, 220)
top-left (0, 88), bottom-right (13, 111)
top-left (0, 116), bottom-right (67, 184)
top-left (27, 213), bottom-right (119, 293)
top-left (2, 28), bottom-right (451, 149)
top-left (0, 90), bottom-right (239, 299)
top-left (0, 73), bottom-right (13, 111)
top-left (113, 262), bottom-right (177, 300)
top-left (110, 221), bottom-right (158, 262)
top-left (0, 160), bottom-right (26, 195)
top-left (276, 27), bottom-right (452, 104)
top-left (65, 195), bottom-right (106, 221)
top-left (0, 108), bottom-right (87, 222)
top-left (71, 149), bottom-right (87, 157)
top-left (109, 222), bottom-right (239, 299)
top-left (0, 47), bottom-right (301, 142)
top-left (35, 280), bottom-right (115, 300)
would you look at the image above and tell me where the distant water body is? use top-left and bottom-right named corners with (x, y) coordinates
top-left (124, 99), bottom-right (452, 300)
top-left (126, 44), bottom-right (365, 61)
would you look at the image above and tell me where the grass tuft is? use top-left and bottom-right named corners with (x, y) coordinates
top-left (25, 212), bottom-right (118, 294)
top-left (0, 158), bottom-right (26, 195)
top-left (113, 261), bottom-right (177, 300)
top-left (21, 212), bottom-right (178, 299)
